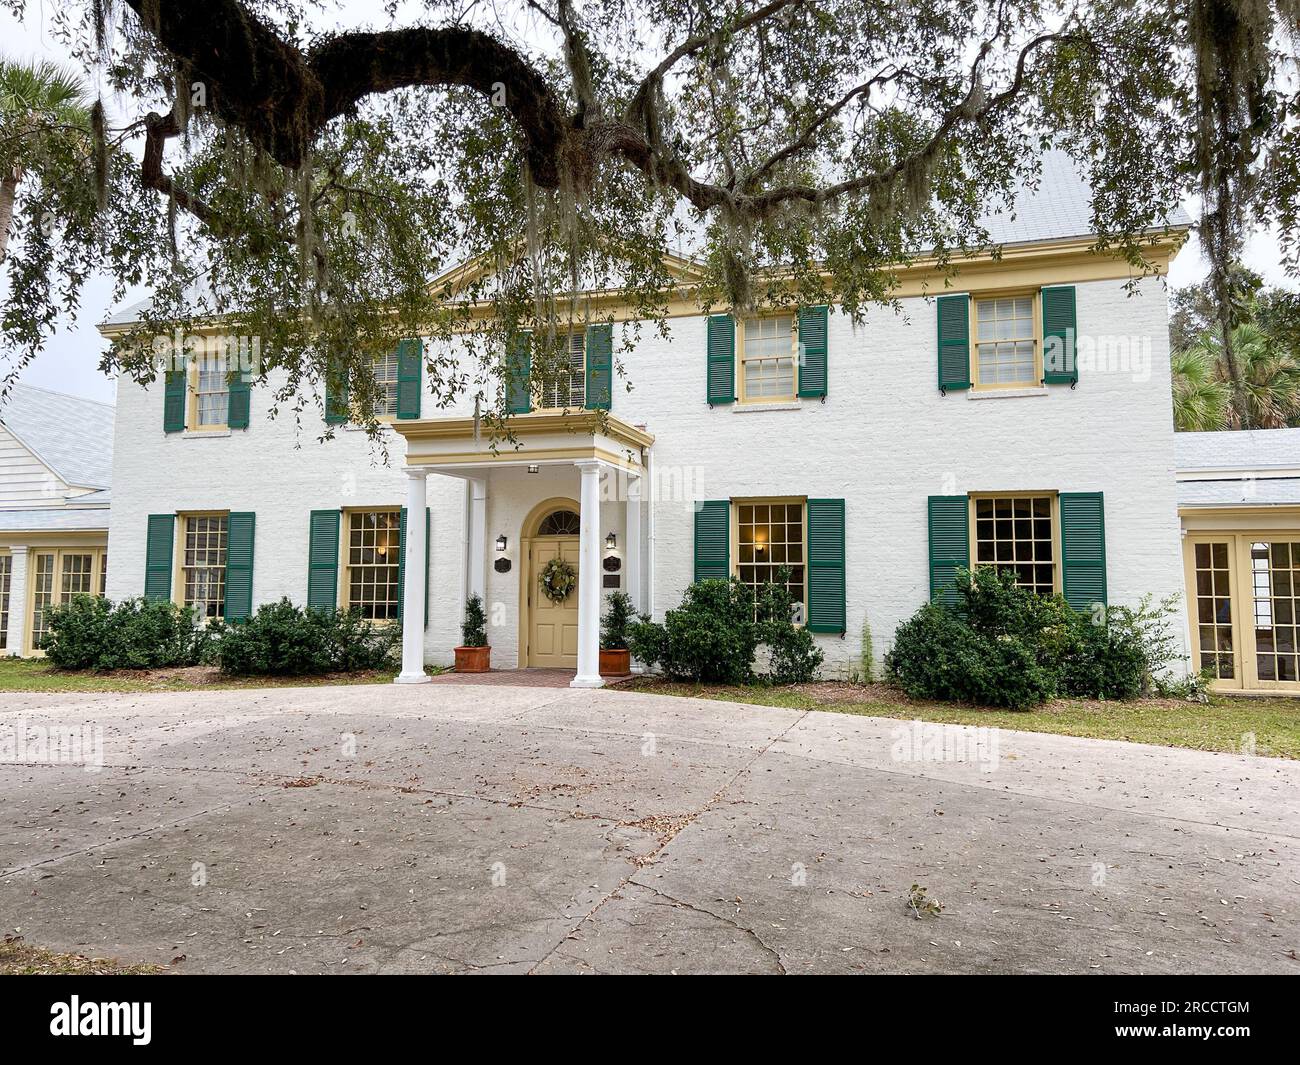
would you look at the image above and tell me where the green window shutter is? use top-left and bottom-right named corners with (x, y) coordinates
top-left (307, 510), bottom-right (340, 611)
top-left (585, 323), bottom-right (613, 411)
top-left (163, 371), bottom-right (186, 433)
top-left (693, 500), bottom-right (730, 581)
top-left (506, 331), bottom-right (532, 414)
top-left (324, 364), bottom-right (349, 426)
top-left (227, 371), bottom-right (251, 430)
top-left (936, 294), bottom-right (971, 393)
top-left (396, 338), bottom-right (422, 419)
top-left (144, 514), bottom-right (175, 601)
top-left (807, 498), bottom-right (845, 633)
top-left (706, 314), bottom-right (735, 405)
top-left (1042, 285), bottom-right (1078, 385)
top-left (225, 512), bottom-right (256, 621)
top-left (927, 496), bottom-right (970, 607)
top-left (1060, 492), bottom-right (1107, 612)
top-left (797, 306), bottom-right (829, 398)
top-left (397, 506), bottom-right (408, 620)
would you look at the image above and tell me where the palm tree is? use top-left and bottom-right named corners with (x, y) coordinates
top-left (0, 59), bottom-right (92, 261)
top-left (1172, 322), bottom-right (1300, 431)
top-left (1171, 341), bottom-right (1230, 431)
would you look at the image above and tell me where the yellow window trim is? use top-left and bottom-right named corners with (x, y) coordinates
top-left (729, 495), bottom-right (809, 622)
top-left (339, 506), bottom-right (402, 623)
top-left (173, 510), bottom-right (230, 618)
top-left (966, 491), bottom-right (1062, 595)
top-left (736, 313), bottom-right (800, 405)
top-left (1183, 531), bottom-right (1300, 693)
top-left (185, 360), bottom-right (230, 432)
top-left (969, 289), bottom-right (1043, 392)
top-left (25, 546), bottom-right (107, 657)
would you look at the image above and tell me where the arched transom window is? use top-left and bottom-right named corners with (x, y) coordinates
top-left (537, 509), bottom-right (581, 536)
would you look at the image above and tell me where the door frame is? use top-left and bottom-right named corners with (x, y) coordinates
top-left (517, 496), bottom-right (581, 668)
top-left (1183, 529), bottom-right (1300, 692)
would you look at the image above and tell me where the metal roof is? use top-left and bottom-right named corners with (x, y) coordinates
top-left (0, 384), bottom-right (115, 490)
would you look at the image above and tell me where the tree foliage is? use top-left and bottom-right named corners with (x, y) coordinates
top-left (0, 0), bottom-right (1297, 432)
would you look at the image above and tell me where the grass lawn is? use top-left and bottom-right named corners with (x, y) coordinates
top-left (0, 656), bottom-right (404, 693)
top-left (0, 936), bottom-right (163, 975)
top-left (616, 677), bottom-right (1300, 759)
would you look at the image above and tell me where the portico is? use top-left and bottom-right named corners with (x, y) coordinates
top-left (390, 411), bottom-right (653, 687)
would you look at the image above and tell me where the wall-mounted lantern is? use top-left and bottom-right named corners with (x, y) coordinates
top-left (495, 534), bottom-right (508, 553)
top-left (605, 531), bottom-right (617, 551)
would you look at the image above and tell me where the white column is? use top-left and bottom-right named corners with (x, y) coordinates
top-left (467, 478), bottom-right (487, 604)
top-left (571, 460), bottom-right (604, 688)
top-left (625, 473), bottom-right (642, 613)
top-left (395, 468), bottom-right (431, 684)
top-left (7, 546), bottom-right (29, 657)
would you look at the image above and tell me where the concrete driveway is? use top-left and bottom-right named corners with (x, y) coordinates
top-left (1, 683), bottom-right (1297, 974)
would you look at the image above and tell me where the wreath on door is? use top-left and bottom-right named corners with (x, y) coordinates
top-left (539, 557), bottom-right (577, 603)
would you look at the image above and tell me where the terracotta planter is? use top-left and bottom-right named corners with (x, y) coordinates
top-left (599, 648), bottom-right (631, 677)
top-left (454, 645), bottom-right (491, 673)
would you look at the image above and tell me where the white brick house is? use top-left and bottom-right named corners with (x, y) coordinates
top-left (99, 159), bottom-right (1193, 686)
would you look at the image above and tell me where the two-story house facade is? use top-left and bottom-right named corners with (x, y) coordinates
top-left (100, 159), bottom-right (1192, 687)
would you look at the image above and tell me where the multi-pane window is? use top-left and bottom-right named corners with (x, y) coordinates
top-left (192, 356), bottom-right (229, 428)
top-left (1194, 541), bottom-right (1236, 680)
top-left (346, 510), bottom-right (401, 620)
top-left (373, 350), bottom-right (401, 417)
top-left (26, 549), bottom-right (106, 651)
top-left (975, 296), bottom-right (1036, 386)
top-left (0, 554), bottom-right (10, 650)
top-left (538, 333), bottom-right (586, 410)
top-left (736, 500), bottom-right (806, 620)
top-left (183, 515), bottom-right (228, 619)
top-left (1251, 540), bottom-right (1300, 683)
top-left (973, 495), bottom-right (1056, 597)
top-left (741, 316), bottom-right (796, 400)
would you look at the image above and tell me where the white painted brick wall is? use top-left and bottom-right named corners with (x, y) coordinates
top-left (108, 273), bottom-right (1188, 676)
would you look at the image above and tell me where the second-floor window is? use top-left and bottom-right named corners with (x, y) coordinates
top-left (373, 350), bottom-right (401, 418)
top-left (740, 316), bottom-right (796, 401)
top-left (190, 356), bottom-right (229, 429)
top-left (974, 295), bottom-right (1037, 388)
top-left (537, 332), bottom-right (586, 410)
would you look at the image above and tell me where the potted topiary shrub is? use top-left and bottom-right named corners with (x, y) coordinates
top-left (455, 594), bottom-right (491, 672)
top-left (599, 591), bottom-right (635, 677)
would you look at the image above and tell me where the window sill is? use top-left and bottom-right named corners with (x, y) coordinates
top-left (965, 386), bottom-right (1048, 401)
top-left (182, 428), bottom-right (231, 438)
top-left (731, 400), bottom-right (802, 413)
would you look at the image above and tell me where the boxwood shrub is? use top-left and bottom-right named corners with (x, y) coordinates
top-left (43, 596), bottom-right (216, 670)
top-left (216, 599), bottom-right (399, 676)
top-left (885, 567), bottom-right (1154, 710)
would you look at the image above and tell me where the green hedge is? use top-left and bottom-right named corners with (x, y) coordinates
top-left (885, 568), bottom-right (1157, 710)
top-left (42, 595), bottom-right (398, 676)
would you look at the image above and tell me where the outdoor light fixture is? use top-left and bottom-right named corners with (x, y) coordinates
top-left (605, 531), bottom-right (617, 550)
top-left (527, 464), bottom-right (540, 474)
top-left (495, 535), bottom-right (508, 552)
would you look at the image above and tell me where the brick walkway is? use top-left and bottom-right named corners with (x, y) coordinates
top-left (426, 668), bottom-right (586, 687)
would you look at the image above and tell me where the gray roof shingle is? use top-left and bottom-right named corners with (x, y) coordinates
top-left (0, 384), bottom-right (115, 490)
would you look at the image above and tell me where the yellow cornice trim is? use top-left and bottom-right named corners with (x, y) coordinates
top-left (393, 410), bottom-right (654, 450)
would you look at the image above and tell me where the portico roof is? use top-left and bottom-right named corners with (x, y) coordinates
top-left (391, 410), bottom-right (653, 475)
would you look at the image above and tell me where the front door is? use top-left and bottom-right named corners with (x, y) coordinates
top-left (528, 537), bottom-right (580, 667)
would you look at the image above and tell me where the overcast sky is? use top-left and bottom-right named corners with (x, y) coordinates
top-left (1, 3), bottom-right (1295, 406)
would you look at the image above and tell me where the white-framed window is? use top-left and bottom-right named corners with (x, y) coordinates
top-left (537, 332), bottom-right (586, 410)
top-left (735, 498), bottom-right (806, 619)
top-left (345, 509), bottom-right (401, 621)
top-left (971, 494), bottom-right (1057, 596)
top-left (974, 295), bottom-right (1038, 388)
top-left (189, 355), bottom-right (229, 429)
top-left (373, 350), bottom-right (401, 418)
top-left (181, 514), bottom-right (228, 619)
top-left (740, 315), bottom-right (796, 401)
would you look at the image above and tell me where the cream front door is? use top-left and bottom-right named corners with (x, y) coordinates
top-left (528, 537), bottom-right (580, 667)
